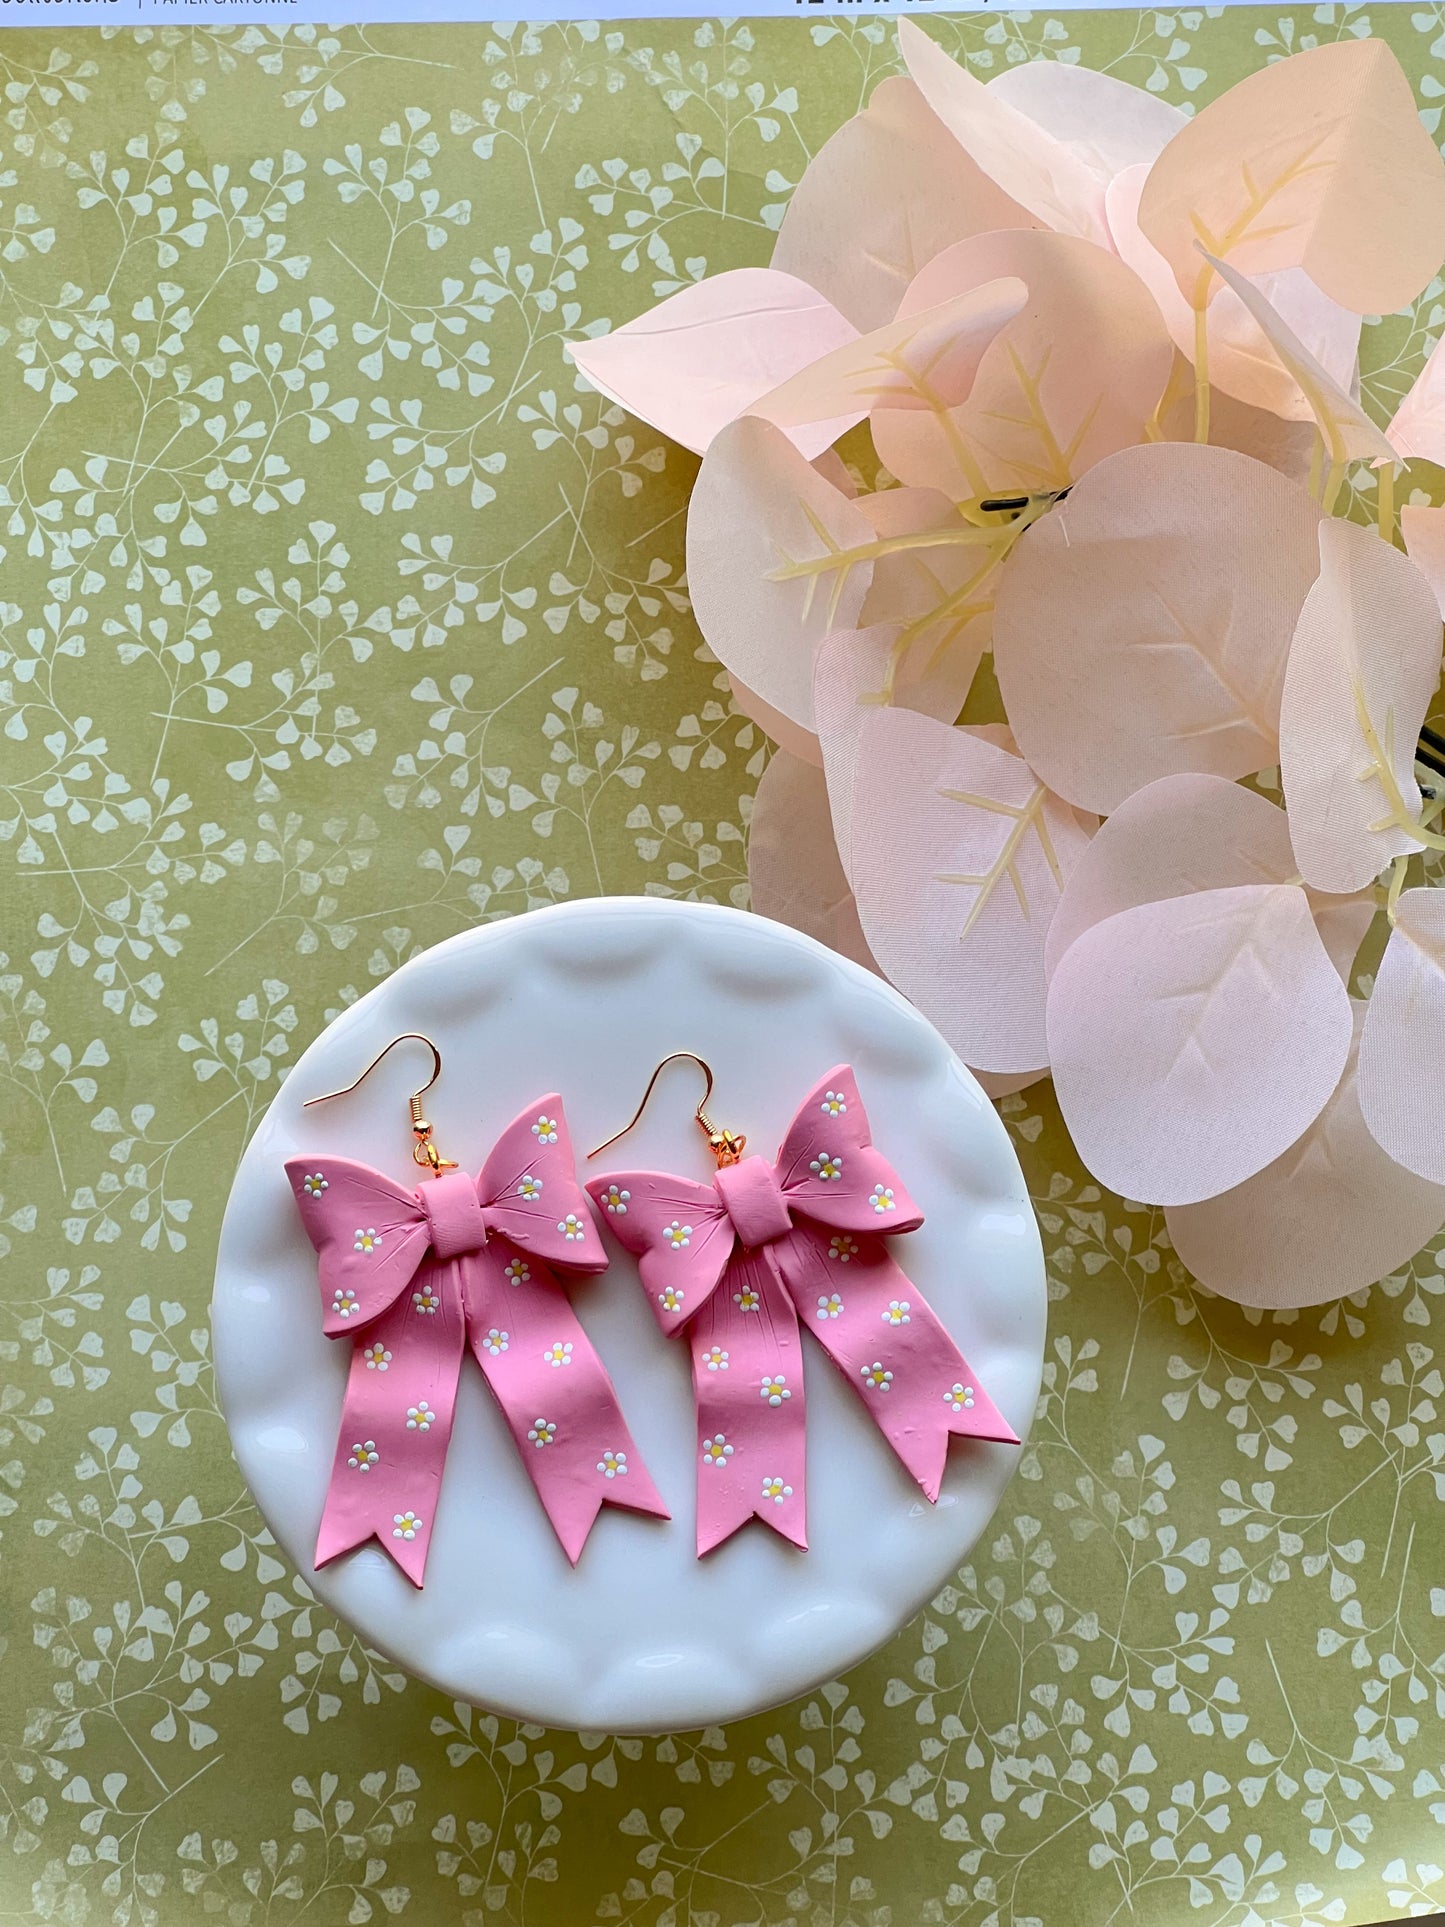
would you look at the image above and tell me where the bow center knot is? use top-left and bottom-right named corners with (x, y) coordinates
top-left (420, 1169), bottom-right (488, 1260)
top-left (715, 1156), bottom-right (792, 1250)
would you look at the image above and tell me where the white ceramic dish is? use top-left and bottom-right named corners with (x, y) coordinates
top-left (212, 898), bottom-right (1046, 1732)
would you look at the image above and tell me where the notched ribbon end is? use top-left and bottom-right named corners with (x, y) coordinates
top-left (315, 1521), bottom-right (428, 1590)
top-left (555, 1479), bottom-right (673, 1565)
top-left (696, 1506), bottom-right (809, 1559)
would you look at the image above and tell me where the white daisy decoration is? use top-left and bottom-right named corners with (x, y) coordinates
top-left (761, 1476), bottom-right (793, 1505)
top-left (701, 1435), bottom-right (733, 1467)
top-left (659, 1285), bottom-right (685, 1314)
top-left (302, 1171), bottom-right (329, 1198)
top-left (347, 1440), bottom-right (379, 1473)
top-left (944, 1383), bottom-right (976, 1412)
top-left (869, 1185), bottom-right (895, 1215)
top-left (702, 1346), bottom-right (729, 1372)
top-left (483, 1328), bottom-right (509, 1356)
top-left (816, 1293), bottom-right (844, 1320)
top-left (392, 1510), bottom-right (423, 1541)
top-left (543, 1340), bottom-right (573, 1368)
top-left (882, 1299), bottom-right (911, 1326)
top-left (532, 1115), bottom-right (559, 1144)
top-left (828, 1235), bottom-right (857, 1265)
top-left (760, 1375), bottom-right (791, 1407)
top-left (406, 1401), bottom-right (433, 1431)
top-left (557, 1214), bottom-right (587, 1242)
top-left (505, 1257), bottom-right (530, 1285)
top-left (412, 1285), bottom-right (441, 1315)
top-left (517, 1174), bottom-right (543, 1201)
top-left (665, 1221), bottom-right (692, 1250)
top-left (810, 1153), bottom-right (843, 1182)
top-left (528, 1418), bottom-right (557, 1448)
top-left (362, 1343), bottom-right (391, 1371)
top-left (733, 1285), bottom-right (761, 1313)
top-left (820, 1091), bottom-right (847, 1116)
top-left (597, 1450), bottom-right (628, 1479)
top-left (331, 1287), bottom-right (360, 1320)
top-left (354, 1226), bottom-right (382, 1254)
top-left (601, 1185), bottom-right (630, 1215)
top-left (861, 1361), bottom-right (894, 1392)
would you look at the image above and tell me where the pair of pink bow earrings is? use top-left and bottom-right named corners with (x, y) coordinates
top-left (287, 1040), bottom-right (1017, 1587)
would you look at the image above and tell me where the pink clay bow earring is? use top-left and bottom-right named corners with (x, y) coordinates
top-left (586, 1054), bottom-right (1019, 1559)
top-left (286, 1034), bottom-right (669, 1588)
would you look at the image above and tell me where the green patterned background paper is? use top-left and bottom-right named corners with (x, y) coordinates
top-left (4, 11), bottom-right (1445, 1924)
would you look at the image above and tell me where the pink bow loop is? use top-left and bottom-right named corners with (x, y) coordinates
top-left (287, 1158), bottom-right (436, 1336)
top-left (775, 1068), bottom-right (925, 1234)
top-left (287, 1096), bottom-right (669, 1586)
top-left (592, 1174), bottom-right (734, 1339)
top-left (588, 1062), bottom-right (1017, 1557)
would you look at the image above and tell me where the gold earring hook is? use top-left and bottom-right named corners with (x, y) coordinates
top-left (587, 1050), bottom-right (747, 1169)
top-left (304, 1032), bottom-right (458, 1175)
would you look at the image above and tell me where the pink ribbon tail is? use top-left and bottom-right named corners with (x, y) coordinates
top-left (463, 1244), bottom-right (670, 1565)
top-left (315, 1254), bottom-right (467, 1589)
top-left (691, 1247), bottom-right (807, 1556)
top-left (778, 1231), bottom-right (1019, 1503)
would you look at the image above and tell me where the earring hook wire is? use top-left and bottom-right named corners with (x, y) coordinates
top-left (587, 1050), bottom-right (717, 1160)
top-left (304, 1032), bottom-right (443, 1111)
top-left (303, 1032), bottom-right (456, 1172)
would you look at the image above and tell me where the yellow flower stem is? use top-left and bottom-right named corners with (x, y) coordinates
top-left (1193, 304), bottom-right (1211, 445)
top-left (1307, 431), bottom-right (1324, 502)
top-left (1386, 852), bottom-right (1410, 926)
top-left (1321, 459), bottom-right (1347, 516)
top-left (767, 519), bottom-right (1016, 584)
top-left (1377, 460), bottom-right (1396, 546)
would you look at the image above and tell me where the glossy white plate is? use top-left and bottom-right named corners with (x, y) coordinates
top-left (212, 897), bottom-right (1045, 1731)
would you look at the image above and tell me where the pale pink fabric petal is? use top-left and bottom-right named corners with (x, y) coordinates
top-left (1401, 503), bottom-right (1445, 619)
top-left (1042, 769), bottom-right (1375, 989)
top-left (986, 60), bottom-right (1186, 181)
top-left (769, 75), bottom-right (1036, 333)
top-left (1042, 773), bottom-right (1295, 982)
top-left (1167, 1005), bottom-right (1445, 1307)
top-left (1308, 892), bottom-right (1377, 987)
top-left (748, 748), bottom-right (880, 976)
top-left (751, 276), bottom-right (1026, 429)
top-left (813, 627), bottom-right (891, 879)
top-left (856, 487), bottom-right (994, 697)
top-left (566, 269), bottom-right (861, 460)
top-left (849, 706), bottom-right (1092, 1074)
top-left (992, 442), bottom-right (1324, 813)
top-left (812, 448), bottom-right (857, 498)
top-left (1358, 888), bottom-right (1445, 1182)
top-left (1046, 884), bottom-right (1353, 1206)
top-left (1280, 517), bottom-right (1440, 894)
top-left (1388, 333), bottom-right (1445, 465)
top-left (897, 20), bottom-right (1109, 245)
top-left (727, 674), bottom-right (823, 767)
top-left (1107, 162), bottom-right (1361, 420)
top-left (1137, 37), bottom-right (1445, 316)
top-left (874, 229), bottom-right (1173, 498)
top-left (687, 416), bottom-right (876, 735)
top-left (813, 622), bottom-right (979, 876)
top-left (973, 1066), bottom-right (1048, 1099)
top-left (1154, 355), bottom-right (1318, 483)
top-left (1201, 252), bottom-right (1394, 465)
